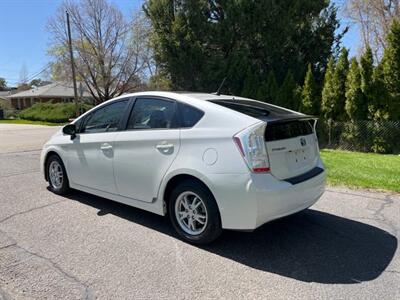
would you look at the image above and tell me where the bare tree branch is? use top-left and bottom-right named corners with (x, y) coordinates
top-left (47, 0), bottom-right (149, 104)
top-left (345, 0), bottom-right (400, 60)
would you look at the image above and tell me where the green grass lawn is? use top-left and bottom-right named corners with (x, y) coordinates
top-left (321, 149), bottom-right (400, 193)
top-left (0, 119), bottom-right (65, 126)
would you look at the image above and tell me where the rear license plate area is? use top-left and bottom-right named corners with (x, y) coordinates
top-left (286, 149), bottom-right (309, 169)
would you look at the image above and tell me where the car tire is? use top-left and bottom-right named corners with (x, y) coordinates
top-left (46, 154), bottom-right (70, 195)
top-left (169, 179), bottom-right (222, 244)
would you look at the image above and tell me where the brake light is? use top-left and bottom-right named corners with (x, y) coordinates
top-left (233, 123), bottom-right (270, 173)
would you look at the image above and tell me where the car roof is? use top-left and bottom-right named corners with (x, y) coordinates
top-left (114, 91), bottom-right (305, 118)
top-left (116, 91), bottom-right (242, 102)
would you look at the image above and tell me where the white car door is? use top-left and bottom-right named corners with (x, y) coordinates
top-left (113, 97), bottom-right (180, 203)
top-left (66, 99), bottom-right (130, 194)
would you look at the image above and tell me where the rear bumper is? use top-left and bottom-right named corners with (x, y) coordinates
top-left (207, 160), bottom-right (326, 230)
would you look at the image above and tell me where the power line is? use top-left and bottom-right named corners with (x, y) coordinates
top-left (25, 64), bottom-right (52, 83)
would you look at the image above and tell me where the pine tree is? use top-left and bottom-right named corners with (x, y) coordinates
top-left (144, 0), bottom-right (341, 93)
top-left (321, 57), bottom-right (336, 119)
top-left (278, 70), bottom-right (299, 110)
top-left (300, 64), bottom-right (319, 115)
top-left (371, 64), bottom-right (390, 121)
top-left (382, 19), bottom-right (400, 120)
top-left (360, 46), bottom-right (374, 105)
top-left (265, 70), bottom-right (279, 104)
top-left (256, 81), bottom-right (268, 102)
top-left (333, 48), bottom-right (349, 119)
top-left (345, 58), bottom-right (365, 120)
top-left (241, 66), bottom-right (259, 99)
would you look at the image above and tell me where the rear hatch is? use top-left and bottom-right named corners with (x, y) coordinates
top-left (264, 119), bottom-right (318, 179)
top-left (210, 99), bottom-right (320, 180)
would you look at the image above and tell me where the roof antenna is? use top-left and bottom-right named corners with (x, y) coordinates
top-left (213, 77), bottom-right (227, 96)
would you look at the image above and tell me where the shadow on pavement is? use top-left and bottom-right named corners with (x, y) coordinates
top-left (65, 189), bottom-right (397, 284)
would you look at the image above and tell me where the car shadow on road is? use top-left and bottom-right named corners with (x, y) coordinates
top-left (65, 189), bottom-right (397, 284)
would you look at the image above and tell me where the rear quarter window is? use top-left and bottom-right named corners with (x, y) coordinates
top-left (179, 103), bottom-right (204, 128)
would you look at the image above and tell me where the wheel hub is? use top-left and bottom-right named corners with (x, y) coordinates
top-left (175, 191), bottom-right (208, 235)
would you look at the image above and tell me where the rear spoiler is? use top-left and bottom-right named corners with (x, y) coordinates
top-left (262, 114), bottom-right (318, 124)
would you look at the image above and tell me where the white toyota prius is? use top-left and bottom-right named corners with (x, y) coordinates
top-left (41, 92), bottom-right (326, 244)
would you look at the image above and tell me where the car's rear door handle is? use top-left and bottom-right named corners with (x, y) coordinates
top-left (156, 143), bottom-right (174, 154)
top-left (100, 143), bottom-right (113, 151)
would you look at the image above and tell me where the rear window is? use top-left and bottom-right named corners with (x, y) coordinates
top-left (265, 120), bottom-right (314, 142)
top-left (210, 100), bottom-right (270, 118)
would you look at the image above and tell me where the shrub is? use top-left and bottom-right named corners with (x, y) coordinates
top-left (19, 102), bottom-right (93, 123)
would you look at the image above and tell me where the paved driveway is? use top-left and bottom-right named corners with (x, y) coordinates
top-left (0, 124), bottom-right (399, 299)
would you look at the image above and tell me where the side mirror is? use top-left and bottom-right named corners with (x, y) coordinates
top-left (63, 124), bottom-right (77, 140)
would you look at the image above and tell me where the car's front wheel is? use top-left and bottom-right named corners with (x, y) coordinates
top-left (169, 180), bottom-right (222, 244)
top-left (46, 154), bottom-right (70, 195)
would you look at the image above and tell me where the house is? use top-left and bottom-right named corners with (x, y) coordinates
top-left (0, 91), bottom-right (12, 109)
top-left (7, 82), bottom-right (93, 110)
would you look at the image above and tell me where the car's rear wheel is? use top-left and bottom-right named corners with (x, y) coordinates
top-left (169, 180), bottom-right (222, 244)
top-left (47, 154), bottom-right (70, 195)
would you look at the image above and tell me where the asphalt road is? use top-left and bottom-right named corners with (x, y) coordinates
top-left (0, 124), bottom-right (399, 299)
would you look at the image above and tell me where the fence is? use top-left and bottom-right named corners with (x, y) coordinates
top-left (316, 119), bottom-right (400, 154)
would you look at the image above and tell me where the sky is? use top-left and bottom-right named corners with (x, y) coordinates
top-left (0, 0), bottom-right (360, 87)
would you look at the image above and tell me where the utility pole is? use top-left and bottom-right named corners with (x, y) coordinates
top-left (66, 11), bottom-right (79, 117)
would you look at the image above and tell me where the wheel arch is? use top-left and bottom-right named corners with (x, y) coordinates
top-left (161, 173), bottom-right (220, 216)
top-left (43, 150), bottom-right (64, 182)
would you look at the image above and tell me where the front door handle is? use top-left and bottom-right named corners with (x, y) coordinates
top-left (100, 143), bottom-right (113, 151)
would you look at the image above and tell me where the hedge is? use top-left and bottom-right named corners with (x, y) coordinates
top-left (19, 102), bottom-right (93, 123)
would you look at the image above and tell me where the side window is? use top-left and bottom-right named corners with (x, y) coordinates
top-left (179, 103), bottom-right (204, 127)
top-left (81, 100), bottom-right (128, 134)
top-left (127, 98), bottom-right (177, 130)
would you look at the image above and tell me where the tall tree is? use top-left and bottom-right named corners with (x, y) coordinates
top-left (360, 46), bottom-right (374, 118)
top-left (382, 19), bottom-right (400, 119)
top-left (345, 58), bottom-right (366, 120)
top-left (321, 57), bottom-right (336, 119)
top-left (0, 78), bottom-right (6, 91)
top-left (278, 70), bottom-right (300, 110)
top-left (345, 0), bottom-right (400, 59)
top-left (370, 63), bottom-right (390, 120)
top-left (48, 0), bottom-right (149, 104)
top-left (300, 64), bottom-right (319, 115)
top-left (144, 0), bottom-right (342, 94)
top-left (242, 66), bottom-right (259, 99)
top-left (333, 48), bottom-right (349, 120)
top-left (265, 70), bottom-right (279, 104)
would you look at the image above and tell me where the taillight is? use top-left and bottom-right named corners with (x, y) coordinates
top-left (233, 123), bottom-right (270, 173)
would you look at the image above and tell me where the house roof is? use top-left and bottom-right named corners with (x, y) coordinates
top-left (7, 82), bottom-right (92, 99)
top-left (0, 91), bottom-right (12, 100)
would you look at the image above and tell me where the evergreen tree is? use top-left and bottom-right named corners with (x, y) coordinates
top-left (370, 63), bottom-right (392, 153)
top-left (360, 47), bottom-right (374, 96)
top-left (321, 57), bottom-right (336, 119)
top-left (382, 19), bottom-right (400, 120)
top-left (278, 70), bottom-right (300, 110)
top-left (265, 70), bottom-right (279, 104)
top-left (144, 0), bottom-right (342, 93)
top-left (241, 66), bottom-right (259, 99)
top-left (332, 48), bottom-right (349, 119)
top-left (256, 81), bottom-right (268, 102)
top-left (345, 58), bottom-right (365, 120)
top-left (371, 64), bottom-right (390, 121)
top-left (360, 46), bottom-right (374, 119)
top-left (300, 64), bottom-right (319, 115)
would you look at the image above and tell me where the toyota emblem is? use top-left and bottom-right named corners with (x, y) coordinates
top-left (300, 137), bottom-right (307, 147)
